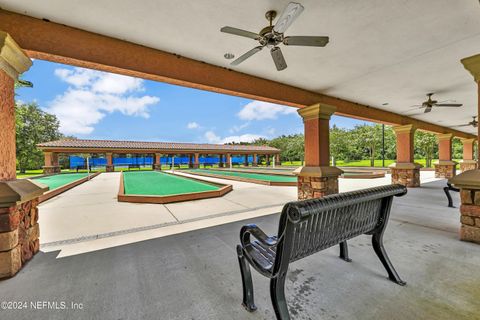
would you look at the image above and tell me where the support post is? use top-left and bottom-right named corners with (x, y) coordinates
top-left (218, 154), bottom-right (224, 168)
top-left (244, 154), bottom-right (249, 167)
top-left (294, 103), bottom-right (343, 200)
top-left (389, 124), bottom-right (422, 187)
top-left (226, 153), bottom-right (232, 169)
top-left (434, 133), bottom-right (457, 178)
top-left (153, 153), bottom-right (162, 170)
top-left (266, 154), bottom-right (270, 166)
top-left (193, 153), bottom-right (199, 169)
top-left (42, 151), bottom-right (61, 175)
top-left (106, 152), bottom-right (114, 172)
top-left (460, 138), bottom-right (477, 172)
top-left (252, 154), bottom-right (258, 167)
top-left (0, 31), bottom-right (47, 279)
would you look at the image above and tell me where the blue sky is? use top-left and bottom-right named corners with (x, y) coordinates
top-left (15, 60), bottom-right (369, 143)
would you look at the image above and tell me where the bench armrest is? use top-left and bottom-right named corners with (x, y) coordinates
top-left (240, 224), bottom-right (277, 248)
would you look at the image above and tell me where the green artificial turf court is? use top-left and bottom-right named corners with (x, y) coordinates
top-left (123, 171), bottom-right (220, 195)
top-left (187, 169), bottom-right (297, 182)
top-left (34, 173), bottom-right (90, 190)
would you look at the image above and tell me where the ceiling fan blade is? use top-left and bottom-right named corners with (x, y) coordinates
top-left (283, 36), bottom-right (329, 47)
top-left (230, 46), bottom-right (263, 66)
top-left (451, 124), bottom-right (471, 127)
top-left (424, 106), bottom-right (432, 113)
top-left (220, 26), bottom-right (260, 40)
top-left (434, 103), bottom-right (463, 107)
top-left (271, 47), bottom-right (287, 71)
top-left (273, 2), bottom-right (304, 34)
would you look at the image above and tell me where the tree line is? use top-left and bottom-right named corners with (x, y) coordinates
top-left (246, 124), bottom-right (467, 167)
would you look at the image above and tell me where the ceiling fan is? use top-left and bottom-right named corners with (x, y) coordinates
top-left (220, 2), bottom-right (329, 71)
top-left (452, 116), bottom-right (478, 128)
top-left (412, 93), bottom-right (463, 113)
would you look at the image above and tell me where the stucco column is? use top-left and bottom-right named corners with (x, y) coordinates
top-left (218, 154), bottom-right (224, 168)
top-left (193, 153), bottom-right (199, 169)
top-left (42, 151), bottom-right (61, 175)
top-left (460, 139), bottom-right (477, 172)
top-left (153, 153), bottom-right (162, 170)
top-left (105, 152), bottom-right (114, 172)
top-left (244, 154), bottom-right (249, 167)
top-left (252, 154), bottom-right (258, 167)
top-left (0, 31), bottom-right (47, 279)
top-left (294, 103), bottom-right (342, 200)
top-left (266, 154), bottom-right (270, 166)
top-left (226, 153), bottom-right (231, 168)
top-left (434, 133), bottom-right (456, 178)
top-left (389, 124), bottom-right (422, 187)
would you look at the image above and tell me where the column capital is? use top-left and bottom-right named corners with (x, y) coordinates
top-left (461, 54), bottom-right (480, 82)
top-left (297, 103), bottom-right (336, 121)
top-left (392, 124), bottom-right (416, 135)
top-left (460, 138), bottom-right (476, 145)
top-left (437, 133), bottom-right (453, 141)
top-left (0, 31), bottom-right (32, 79)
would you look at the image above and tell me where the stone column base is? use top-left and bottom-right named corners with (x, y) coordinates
top-left (294, 166), bottom-right (343, 200)
top-left (153, 164), bottom-right (162, 171)
top-left (106, 165), bottom-right (115, 172)
top-left (192, 164), bottom-right (199, 169)
top-left (252, 162), bottom-right (258, 167)
top-left (460, 160), bottom-right (478, 172)
top-left (434, 161), bottom-right (457, 178)
top-left (450, 170), bottom-right (480, 244)
top-left (0, 180), bottom-right (47, 279)
top-left (42, 166), bottom-right (61, 175)
top-left (389, 163), bottom-right (422, 187)
top-left (218, 163), bottom-right (224, 168)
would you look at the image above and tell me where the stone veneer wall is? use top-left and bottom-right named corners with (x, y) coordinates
top-left (460, 162), bottom-right (478, 172)
top-left (459, 189), bottom-right (480, 244)
top-left (434, 164), bottom-right (456, 178)
top-left (390, 168), bottom-right (420, 187)
top-left (297, 176), bottom-right (338, 200)
top-left (0, 198), bottom-right (40, 278)
top-left (43, 166), bottom-right (61, 175)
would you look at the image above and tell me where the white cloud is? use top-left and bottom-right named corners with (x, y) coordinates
top-left (229, 122), bottom-right (250, 133)
top-left (204, 130), bottom-right (264, 144)
top-left (237, 101), bottom-right (297, 121)
top-left (48, 67), bottom-right (159, 135)
top-left (187, 122), bottom-right (200, 129)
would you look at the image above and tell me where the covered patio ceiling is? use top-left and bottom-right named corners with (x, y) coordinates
top-left (1, 0), bottom-right (479, 138)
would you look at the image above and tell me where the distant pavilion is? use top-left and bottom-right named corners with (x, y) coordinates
top-left (37, 139), bottom-right (282, 173)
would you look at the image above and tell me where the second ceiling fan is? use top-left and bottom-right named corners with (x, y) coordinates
top-left (220, 2), bottom-right (329, 71)
top-left (416, 93), bottom-right (463, 113)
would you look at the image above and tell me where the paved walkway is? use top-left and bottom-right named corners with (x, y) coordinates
top-left (1, 178), bottom-right (479, 320)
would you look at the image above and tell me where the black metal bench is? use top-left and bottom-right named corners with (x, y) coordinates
top-left (236, 184), bottom-right (407, 320)
top-left (75, 165), bottom-right (86, 172)
top-left (128, 164), bottom-right (141, 170)
top-left (443, 182), bottom-right (460, 208)
top-left (204, 162), bottom-right (214, 168)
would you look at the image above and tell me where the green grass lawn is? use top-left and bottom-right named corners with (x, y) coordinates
top-left (188, 169), bottom-right (297, 182)
top-left (123, 171), bottom-right (220, 195)
top-left (281, 159), bottom-right (463, 168)
top-left (32, 173), bottom-right (90, 190)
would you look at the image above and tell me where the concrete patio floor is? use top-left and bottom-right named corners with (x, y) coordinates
top-left (1, 176), bottom-right (479, 319)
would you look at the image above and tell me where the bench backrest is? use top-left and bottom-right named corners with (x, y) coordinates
top-left (272, 184), bottom-right (406, 274)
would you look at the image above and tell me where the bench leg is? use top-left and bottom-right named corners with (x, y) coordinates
top-left (371, 234), bottom-right (406, 286)
top-left (270, 275), bottom-right (290, 320)
top-left (339, 241), bottom-right (352, 262)
top-left (443, 187), bottom-right (454, 208)
top-left (236, 246), bottom-right (257, 312)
